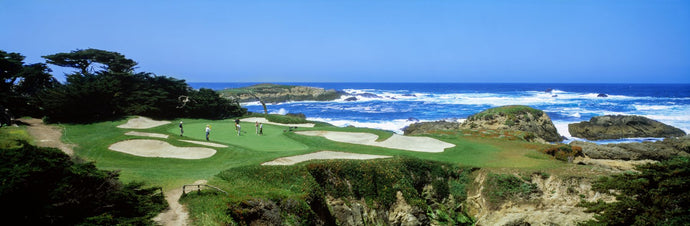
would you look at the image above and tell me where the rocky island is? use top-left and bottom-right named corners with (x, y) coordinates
top-left (219, 83), bottom-right (343, 103)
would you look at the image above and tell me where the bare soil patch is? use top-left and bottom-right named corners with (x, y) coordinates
top-left (262, 150), bottom-right (391, 165)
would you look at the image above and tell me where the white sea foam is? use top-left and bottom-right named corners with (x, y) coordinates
top-left (633, 104), bottom-right (673, 111)
top-left (553, 121), bottom-right (573, 138)
top-left (271, 108), bottom-right (288, 115)
top-left (308, 117), bottom-right (421, 134)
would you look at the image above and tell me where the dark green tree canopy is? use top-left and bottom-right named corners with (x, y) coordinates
top-left (1, 50), bottom-right (59, 118)
top-left (38, 48), bottom-right (246, 123)
top-left (16, 63), bottom-right (58, 95)
top-left (1, 50), bottom-right (26, 90)
top-left (43, 48), bottom-right (137, 75)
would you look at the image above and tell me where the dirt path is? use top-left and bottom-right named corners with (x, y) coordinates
top-left (20, 118), bottom-right (192, 226)
top-left (19, 118), bottom-right (75, 156)
top-left (153, 187), bottom-right (189, 226)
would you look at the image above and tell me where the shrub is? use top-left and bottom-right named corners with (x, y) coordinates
top-left (265, 114), bottom-right (309, 124)
top-left (579, 157), bottom-right (690, 225)
top-left (539, 144), bottom-right (584, 161)
top-left (0, 142), bottom-right (167, 225)
top-left (483, 173), bottom-right (540, 209)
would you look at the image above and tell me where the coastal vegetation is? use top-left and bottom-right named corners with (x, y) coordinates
top-left (0, 141), bottom-right (167, 225)
top-left (579, 157), bottom-right (690, 225)
top-left (2, 49), bottom-right (246, 124)
top-left (3, 48), bottom-right (689, 225)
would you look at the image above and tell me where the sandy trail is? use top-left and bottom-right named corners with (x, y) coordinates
top-left (19, 118), bottom-right (75, 156)
top-left (295, 131), bottom-right (455, 153)
top-left (243, 117), bottom-right (315, 127)
top-left (154, 180), bottom-right (207, 226)
top-left (262, 151), bottom-right (391, 165)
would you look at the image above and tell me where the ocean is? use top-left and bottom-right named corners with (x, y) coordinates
top-left (190, 83), bottom-right (690, 144)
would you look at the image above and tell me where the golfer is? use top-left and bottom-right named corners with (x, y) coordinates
top-left (205, 125), bottom-right (211, 141)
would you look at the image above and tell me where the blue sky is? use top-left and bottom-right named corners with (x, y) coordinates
top-left (2, 0), bottom-right (689, 83)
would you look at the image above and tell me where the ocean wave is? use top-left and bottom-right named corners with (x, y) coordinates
top-left (307, 117), bottom-right (419, 134)
top-left (633, 104), bottom-right (673, 111)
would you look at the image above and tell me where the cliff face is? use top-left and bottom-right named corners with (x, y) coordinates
top-left (219, 84), bottom-right (342, 103)
top-left (568, 115), bottom-right (686, 140)
top-left (467, 171), bottom-right (611, 226)
top-left (460, 105), bottom-right (563, 142)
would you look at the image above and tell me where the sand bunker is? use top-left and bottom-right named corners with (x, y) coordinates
top-left (117, 116), bottom-right (170, 129)
top-left (125, 131), bottom-right (169, 139)
top-left (109, 139), bottom-right (216, 159)
top-left (243, 117), bottom-right (315, 128)
top-left (180, 140), bottom-right (228, 148)
top-left (295, 131), bottom-right (454, 153)
top-left (262, 151), bottom-right (391, 165)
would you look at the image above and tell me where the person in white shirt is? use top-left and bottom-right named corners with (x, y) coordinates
top-left (205, 125), bottom-right (211, 141)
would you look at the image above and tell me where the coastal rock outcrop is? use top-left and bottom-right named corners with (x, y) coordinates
top-left (571, 135), bottom-right (690, 161)
top-left (220, 83), bottom-right (343, 103)
top-left (460, 105), bottom-right (563, 142)
top-left (568, 115), bottom-right (686, 140)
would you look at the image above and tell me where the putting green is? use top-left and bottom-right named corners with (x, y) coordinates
top-left (170, 120), bottom-right (309, 152)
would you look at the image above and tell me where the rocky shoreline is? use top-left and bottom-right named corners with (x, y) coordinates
top-left (404, 107), bottom-right (689, 164)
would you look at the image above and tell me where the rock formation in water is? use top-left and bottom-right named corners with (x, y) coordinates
top-left (220, 83), bottom-right (343, 103)
top-left (568, 115), bottom-right (686, 140)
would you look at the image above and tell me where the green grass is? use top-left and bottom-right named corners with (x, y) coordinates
top-left (169, 119), bottom-right (309, 152)
top-left (0, 124), bottom-right (32, 149)
top-left (7, 115), bottom-right (585, 225)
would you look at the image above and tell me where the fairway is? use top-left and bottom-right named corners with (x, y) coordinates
top-left (53, 116), bottom-right (566, 192)
top-left (169, 120), bottom-right (309, 152)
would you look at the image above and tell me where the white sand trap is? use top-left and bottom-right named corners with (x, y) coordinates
top-left (125, 131), bottom-right (169, 139)
top-left (109, 139), bottom-right (216, 159)
top-left (243, 117), bottom-right (315, 127)
top-left (180, 140), bottom-right (228, 148)
top-left (295, 131), bottom-right (455, 153)
top-left (117, 116), bottom-right (171, 129)
top-left (262, 151), bottom-right (391, 166)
